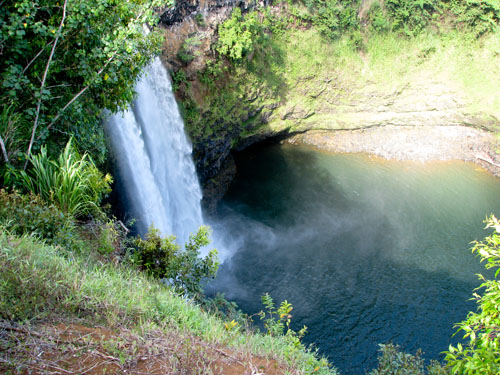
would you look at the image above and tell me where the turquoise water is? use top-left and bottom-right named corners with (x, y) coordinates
top-left (207, 143), bottom-right (500, 375)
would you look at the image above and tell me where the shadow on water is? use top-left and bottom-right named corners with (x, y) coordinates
top-left (206, 143), bottom-right (500, 375)
top-left (210, 248), bottom-right (477, 375)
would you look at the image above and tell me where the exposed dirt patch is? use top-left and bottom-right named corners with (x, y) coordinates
top-left (287, 125), bottom-right (500, 177)
top-left (0, 320), bottom-right (288, 375)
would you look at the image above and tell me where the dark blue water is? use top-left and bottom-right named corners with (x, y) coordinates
top-left (207, 144), bottom-right (500, 375)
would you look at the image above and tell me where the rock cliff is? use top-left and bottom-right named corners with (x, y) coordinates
top-left (158, 1), bottom-right (500, 208)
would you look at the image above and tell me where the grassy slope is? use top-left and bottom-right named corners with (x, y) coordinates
top-left (0, 229), bottom-right (334, 374)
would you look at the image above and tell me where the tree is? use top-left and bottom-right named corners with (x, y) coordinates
top-left (216, 7), bottom-right (262, 61)
top-left (0, 0), bottom-right (168, 166)
top-left (445, 215), bottom-right (500, 374)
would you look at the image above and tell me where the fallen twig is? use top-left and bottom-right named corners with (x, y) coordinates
top-left (0, 322), bottom-right (44, 338)
top-left (118, 220), bottom-right (130, 234)
top-left (475, 154), bottom-right (500, 168)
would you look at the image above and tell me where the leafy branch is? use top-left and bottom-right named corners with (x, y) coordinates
top-left (445, 215), bottom-right (500, 374)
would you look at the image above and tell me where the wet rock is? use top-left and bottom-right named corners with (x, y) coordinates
top-left (201, 155), bottom-right (236, 213)
top-left (160, 0), bottom-right (200, 26)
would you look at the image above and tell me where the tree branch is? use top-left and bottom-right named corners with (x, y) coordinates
top-left (41, 50), bottom-right (118, 136)
top-left (0, 135), bottom-right (8, 163)
top-left (32, 3), bottom-right (150, 144)
top-left (24, 0), bottom-right (68, 169)
top-left (22, 40), bottom-right (54, 74)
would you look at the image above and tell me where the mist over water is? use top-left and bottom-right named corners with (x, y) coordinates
top-left (206, 143), bottom-right (500, 375)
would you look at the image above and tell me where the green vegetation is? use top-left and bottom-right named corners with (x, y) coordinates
top-left (0, 229), bottom-right (335, 374)
top-left (1, 0), bottom-right (500, 373)
top-left (0, 1), bottom-right (338, 370)
top-left (0, 189), bottom-right (73, 245)
top-left (19, 139), bottom-right (112, 218)
top-left (449, 0), bottom-right (500, 36)
top-left (292, 0), bottom-right (361, 40)
top-left (216, 8), bottom-right (263, 61)
top-left (0, 138), bottom-right (333, 373)
top-left (259, 293), bottom-right (307, 346)
top-left (444, 215), bottom-right (500, 374)
top-left (177, 35), bottom-right (202, 64)
top-left (0, 0), bottom-right (165, 168)
top-left (131, 225), bottom-right (219, 298)
top-left (370, 343), bottom-right (448, 375)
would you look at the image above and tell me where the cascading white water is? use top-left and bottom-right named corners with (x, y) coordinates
top-left (105, 57), bottom-right (203, 245)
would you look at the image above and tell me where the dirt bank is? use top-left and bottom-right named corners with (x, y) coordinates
top-left (0, 319), bottom-right (288, 375)
top-left (286, 125), bottom-right (500, 177)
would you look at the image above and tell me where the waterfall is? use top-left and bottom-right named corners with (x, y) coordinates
top-left (105, 57), bottom-right (203, 245)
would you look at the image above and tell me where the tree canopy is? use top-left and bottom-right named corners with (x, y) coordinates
top-left (0, 0), bottom-right (168, 166)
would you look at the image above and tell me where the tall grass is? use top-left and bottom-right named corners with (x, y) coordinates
top-left (0, 229), bottom-right (336, 374)
top-left (21, 139), bottom-right (112, 218)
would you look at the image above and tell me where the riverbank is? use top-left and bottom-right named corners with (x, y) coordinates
top-left (286, 125), bottom-right (500, 177)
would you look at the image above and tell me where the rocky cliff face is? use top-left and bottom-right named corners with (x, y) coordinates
top-left (160, 0), bottom-right (264, 26)
top-left (158, 2), bottom-right (500, 209)
top-left (159, 0), bottom-right (265, 209)
top-left (265, 77), bottom-right (499, 132)
top-left (159, 0), bottom-right (266, 71)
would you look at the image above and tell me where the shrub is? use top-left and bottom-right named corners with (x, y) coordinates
top-left (20, 139), bottom-right (112, 218)
top-left (366, 1), bottom-right (391, 33)
top-left (449, 0), bottom-right (500, 37)
top-left (194, 13), bottom-right (206, 27)
top-left (311, 0), bottom-right (360, 39)
top-left (217, 8), bottom-right (263, 61)
top-left (131, 226), bottom-right (219, 298)
top-left (171, 69), bottom-right (188, 92)
top-left (349, 29), bottom-right (365, 50)
top-left (177, 35), bottom-right (202, 64)
top-left (256, 293), bottom-right (317, 363)
top-left (83, 219), bottom-right (122, 255)
top-left (444, 215), bottom-right (500, 374)
top-left (200, 292), bottom-right (250, 327)
top-left (0, 189), bottom-right (74, 244)
top-left (370, 343), bottom-right (448, 375)
top-left (291, 0), bottom-right (359, 40)
top-left (385, 0), bottom-right (441, 37)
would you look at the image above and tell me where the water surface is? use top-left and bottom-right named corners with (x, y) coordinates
top-left (207, 144), bottom-right (500, 375)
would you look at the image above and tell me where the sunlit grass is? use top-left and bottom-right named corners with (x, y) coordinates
top-left (279, 28), bottom-right (363, 83)
top-left (362, 30), bottom-right (500, 121)
top-left (0, 229), bottom-right (336, 374)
